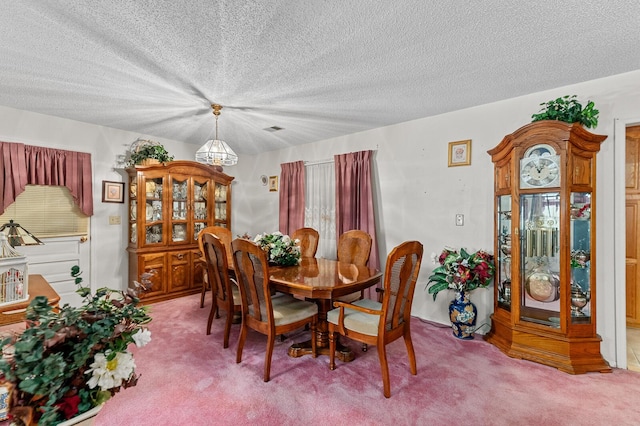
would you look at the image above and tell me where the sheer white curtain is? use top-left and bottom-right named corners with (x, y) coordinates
top-left (304, 161), bottom-right (336, 259)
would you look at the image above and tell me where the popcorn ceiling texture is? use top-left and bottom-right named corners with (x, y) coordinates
top-left (0, 1), bottom-right (638, 154)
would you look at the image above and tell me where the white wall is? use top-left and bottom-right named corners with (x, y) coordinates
top-left (2, 69), bottom-right (640, 367)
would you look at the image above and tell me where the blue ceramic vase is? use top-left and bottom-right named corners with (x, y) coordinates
top-left (449, 291), bottom-right (477, 339)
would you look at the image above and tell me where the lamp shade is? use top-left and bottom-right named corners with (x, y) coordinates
top-left (0, 220), bottom-right (44, 247)
top-left (195, 139), bottom-right (239, 166)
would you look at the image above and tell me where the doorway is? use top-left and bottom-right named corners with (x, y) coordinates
top-left (626, 124), bottom-right (640, 372)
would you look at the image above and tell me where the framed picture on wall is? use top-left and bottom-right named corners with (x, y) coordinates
top-left (269, 176), bottom-right (278, 192)
top-left (448, 139), bottom-right (472, 167)
top-left (102, 181), bottom-right (125, 203)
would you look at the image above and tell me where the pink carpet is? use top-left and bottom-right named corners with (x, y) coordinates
top-left (92, 293), bottom-right (640, 426)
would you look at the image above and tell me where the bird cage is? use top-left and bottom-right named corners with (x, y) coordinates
top-left (0, 233), bottom-right (28, 306)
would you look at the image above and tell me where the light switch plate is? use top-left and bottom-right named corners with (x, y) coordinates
top-left (455, 214), bottom-right (464, 226)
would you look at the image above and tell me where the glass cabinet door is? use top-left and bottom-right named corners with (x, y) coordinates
top-left (214, 182), bottom-right (228, 226)
top-left (129, 181), bottom-right (138, 244)
top-left (140, 176), bottom-right (164, 246)
top-left (497, 195), bottom-right (512, 310)
top-left (570, 192), bottom-right (592, 323)
top-left (519, 192), bottom-right (561, 328)
top-left (171, 177), bottom-right (188, 243)
top-left (193, 179), bottom-right (208, 241)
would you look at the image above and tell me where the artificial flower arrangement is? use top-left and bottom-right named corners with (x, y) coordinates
top-left (427, 247), bottom-right (495, 300)
top-left (0, 267), bottom-right (152, 425)
top-left (253, 231), bottom-right (301, 266)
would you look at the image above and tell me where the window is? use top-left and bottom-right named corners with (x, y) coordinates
top-left (0, 185), bottom-right (89, 237)
top-left (304, 161), bottom-right (336, 259)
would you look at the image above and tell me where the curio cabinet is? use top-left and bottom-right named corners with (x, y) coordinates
top-left (126, 161), bottom-right (233, 303)
top-left (484, 121), bottom-right (611, 374)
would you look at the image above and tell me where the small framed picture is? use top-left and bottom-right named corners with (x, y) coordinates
top-left (102, 181), bottom-right (125, 203)
top-left (269, 176), bottom-right (279, 192)
top-left (448, 139), bottom-right (472, 167)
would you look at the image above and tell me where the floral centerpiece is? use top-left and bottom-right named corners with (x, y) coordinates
top-left (427, 248), bottom-right (495, 339)
top-left (0, 267), bottom-right (152, 425)
top-left (253, 231), bottom-right (301, 266)
top-left (427, 248), bottom-right (495, 300)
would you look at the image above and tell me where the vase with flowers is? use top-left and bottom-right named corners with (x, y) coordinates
top-left (0, 267), bottom-right (152, 425)
top-left (253, 231), bottom-right (301, 266)
top-left (427, 248), bottom-right (495, 339)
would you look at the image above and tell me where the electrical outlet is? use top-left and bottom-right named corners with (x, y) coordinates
top-left (109, 215), bottom-right (121, 225)
top-left (455, 214), bottom-right (464, 226)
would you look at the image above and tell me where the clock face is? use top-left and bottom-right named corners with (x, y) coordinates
top-left (520, 144), bottom-right (560, 188)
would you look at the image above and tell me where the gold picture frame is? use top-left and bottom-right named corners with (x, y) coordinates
top-left (102, 180), bottom-right (125, 203)
top-left (448, 139), bottom-right (472, 167)
top-left (269, 176), bottom-right (279, 192)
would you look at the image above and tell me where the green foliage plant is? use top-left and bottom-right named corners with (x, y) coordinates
top-left (127, 144), bottom-right (174, 166)
top-left (0, 267), bottom-right (152, 425)
top-left (531, 95), bottom-right (599, 128)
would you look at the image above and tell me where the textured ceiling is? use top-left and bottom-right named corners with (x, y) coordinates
top-left (1, 1), bottom-right (639, 155)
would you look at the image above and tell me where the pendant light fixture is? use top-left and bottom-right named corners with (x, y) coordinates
top-left (195, 104), bottom-right (238, 167)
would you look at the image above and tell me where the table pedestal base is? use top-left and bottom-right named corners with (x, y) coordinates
top-left (282, 296), bottom-right (372, 363)
top-left (287, 338), bottom-right (355, 362)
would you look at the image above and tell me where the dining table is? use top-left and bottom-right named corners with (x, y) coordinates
top-left (269, 257), bottom-right (382, 362)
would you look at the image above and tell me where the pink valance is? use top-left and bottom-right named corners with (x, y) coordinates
top-left (0, 141), bottom-right (93, 216)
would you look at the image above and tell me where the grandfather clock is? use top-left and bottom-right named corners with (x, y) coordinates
top-left (484, 120), bottom-right (611, 374)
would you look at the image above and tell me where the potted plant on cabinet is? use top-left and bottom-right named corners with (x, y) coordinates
top-left (127, 142), bottom-right (174, 166)
top-left (427, 248), bottom-right (495, 339)
top-left (531, 95), bottom-right (599, 128)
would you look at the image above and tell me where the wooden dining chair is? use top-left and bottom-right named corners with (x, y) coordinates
top-left (231, 238), bottom-right (319, 382)
top-left (291, 227), bottom-right (319, 258)
top-left (336, 230), bottom-right (372, 303)
top-left (327, 240), bottom-right (423, 398)
top-left (202, 232), bottom-right (242, 348)
top-left (198, 226), bottom-right (233, 308)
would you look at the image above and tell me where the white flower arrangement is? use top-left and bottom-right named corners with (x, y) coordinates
top-left (253, 231), bottom-right (301, 266)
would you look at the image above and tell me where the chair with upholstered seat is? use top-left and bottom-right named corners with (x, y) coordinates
top-left (292, 227), bottom-right (320, 258)
top-left (336, 229), bottom-right (372, 303)
top-left (202, 232), bottom-right (242, 348)
top-left (327, 240), bottom-right (423, 398)
top-left (232, 238), bottom-right (319, 382)
top-left (198, 226), bottom-right (233, 308)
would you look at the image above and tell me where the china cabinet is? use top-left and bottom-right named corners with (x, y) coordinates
top-left (484, 121), bottom-right (611, 374)
top-left (126, 161), bottom-right (233, 303)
